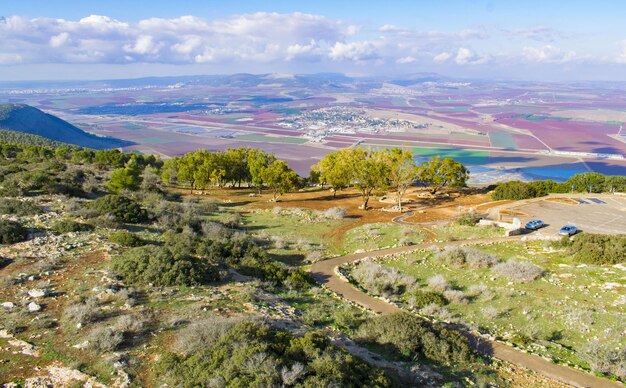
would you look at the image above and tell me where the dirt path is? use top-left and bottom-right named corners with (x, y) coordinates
top-left (310, 237), bottom-right (623, 388)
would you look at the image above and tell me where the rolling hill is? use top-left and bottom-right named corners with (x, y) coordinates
top-left (0, 104), bottom-right (132, 149)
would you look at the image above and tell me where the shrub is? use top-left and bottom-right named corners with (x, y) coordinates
top-left (87, 326), bottom-right (124, 353)
top-left (62, 298), bottom-right (101, 326)
top-left (407, 289), bottom-right (446, 309)
top-left (321, 207), bottom-right (347, 220)
top-left (51, 220), bottom-right (94, 234)
top-left (172, 316), bottom-right (246, 356)
top-left (443, 289), bottom-right (468, 304)
top-left (156, 320), bottom-right (391, 387)
top-left (237, 256), bottom-right (313, 289)
top-left (566, 233), bottom-right (626, 264)
top-left (492, 260), bottom-right (544, 283)
top-left (427, 274), bottom-right (451, 292)
top-left (457, 211), bottom-right (481, 226)
top-left (89, 195), bottom-right (148, 223)
top-left (436, 247), bottom-right (498, 269)
top-left (356, 313), bottom-right (477, 366)
top-left (582, 339), bottom-right (626, 379)
top-left (0, 220), bottom-right (28, 244)
top-left (0, 198), bottom-right (41, 216)
top-left (351, 261), bottom-right (417, 298)
top-left (110, 245), bottom-right (218, 287)
top-left (108, 230), bottom-right (144, 247)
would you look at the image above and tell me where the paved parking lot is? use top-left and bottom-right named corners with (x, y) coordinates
top-left (504, 195), bottom-right (626, 235)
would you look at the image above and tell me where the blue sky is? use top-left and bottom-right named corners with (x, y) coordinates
top-left (1, 0), bottom-right (626, 81)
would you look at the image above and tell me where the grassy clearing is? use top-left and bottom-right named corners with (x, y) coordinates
top-left (341, 222), bottom-right (424, 253)
top-left (361, 240), bottom-right (626, 374)
top-left (430, 224), bottom-right (505, 241)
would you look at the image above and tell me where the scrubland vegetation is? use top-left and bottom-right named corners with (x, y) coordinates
top-left (0, 139), bottom-right (515, 386)
top-left (345, 239), bottom-right (626, 381)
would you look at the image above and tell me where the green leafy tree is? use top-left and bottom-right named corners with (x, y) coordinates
top-left (384, 148), bottom-right (417, 212)
top-left (314, 149), bottom-right (353, 197)
top-left (260, 160), bottom-right (299, 201)
top-left (247, 149), bottom-right (275, 194)
top-left (347, 148), bottom-right (389, 210)
top-left (107, 157), bottom-right (142, 193)
top-left (417, 156), bottom-right (468, 194)
top-left (160, 158), bottom-right (179, 185)
top-left (567, 172), bottom-right (605, 193)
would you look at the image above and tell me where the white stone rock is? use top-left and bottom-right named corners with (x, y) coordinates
top-left (1, 302), bottom-right (15, 309)
top-left (28, 289), bottom-right (48, 298)
top-left (28, 302), bottom-right (42, 312)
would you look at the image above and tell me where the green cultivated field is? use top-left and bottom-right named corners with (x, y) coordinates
top-left (411, 147), bottom-right (489, 165)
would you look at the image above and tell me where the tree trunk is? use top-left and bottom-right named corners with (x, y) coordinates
top-left (332, 188), bottom-right (337, 199)
top-left (362, 195), bottom-right (369, 210)
top-left (397, 191), bottom-right (402, 212)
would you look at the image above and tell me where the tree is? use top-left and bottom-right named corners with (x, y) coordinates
top-left (223, 148), bottom-right (250, 187)
top-left (140, 166), bottom-right (162, 192)
top-left (314, 149), bottom-right (353, 198)
top-left (160, 158), bottom-right (179, 185)
top-left (106, 157), bottom-right (142, 193)
top-left (604, 175), bottom-right (626, 192)
top-left (247, 149), bottom-right (275, 194)
top-left (260, 160), bottom-right (299, 201)
top-left (416, 156), bottom-right (468, 194)
top-left (567, 172), bottom-right (605, 193)
top-left (384, 148), bottom-right (417, 212)
top-left (347, 148), bottom-right (389, 210)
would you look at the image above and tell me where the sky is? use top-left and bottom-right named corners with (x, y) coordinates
top-left (1, 0), bottom-right (626, 81)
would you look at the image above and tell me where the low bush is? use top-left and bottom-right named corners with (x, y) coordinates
top-left (238, 256), bottom-right (314, 289)
top-left (443, 289), bottom-right (468, 304)
top-left (0, 220), bottom-right (28, 244)
top-left (492, 260), bottom-right (544, 283)
top-left (87, 326), bottom-right (124, 353)
top-left (111, 245), bottom-right (218, 287)
top-left (356, 313), bottom-right (477, 366)
top-left (320, 207), bottom-right (347, 220)
top-left (108, 230), bottom-right (144, 247)
top-left (62, 298), bottom-right (101, 326)
top-left (427, 274), bottom-right (451, 292)
top-left (351, 261), bottom-right (417, 298)
top-left (436, 247), bottom-right (498, 269)
top-left (0, 198), bottom-right (41, 216)
top-left (156, 320), bottom-right (391, 387)
top-left (407, 289), bottom-right (446, 309)
top-left (172, 316), bottom-right (246, 356)
top-left (51, 220), bottom-right (94, 234)
top-left (89, 195), bottom-right (148, 223)
top-left (457, 211), bottom-right (481, 226)
top-left (565, 233), bottom-right (626, 264)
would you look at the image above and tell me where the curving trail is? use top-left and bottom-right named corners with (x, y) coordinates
top-left (310, 237), bottom-right (623, 388)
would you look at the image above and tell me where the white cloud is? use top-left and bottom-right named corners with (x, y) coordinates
top-left (329, 41), bottom-right (379, 62)
top-left (454, 47), bottom-right (490, 65)
top-left (522, 45), bottom-right (576, 63)
top-left (396, 56), bottom-right (417, 64)
top-left (49, 32), bottom-right (70, 48)
top-left (124, 35), bottom-right (162, 55)
top-left (433, 52), bottom-right (452, 63)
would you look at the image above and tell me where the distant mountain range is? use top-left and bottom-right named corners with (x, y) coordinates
top-left (0, 72), bottom-right (454, 91)
top-left (0, 104), bottom-right (131, 149)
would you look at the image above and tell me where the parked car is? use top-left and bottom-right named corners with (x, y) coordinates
top-left (525, 219), bottom-right (546, 230)
top-left (559, 225), bottom-right (578, 236)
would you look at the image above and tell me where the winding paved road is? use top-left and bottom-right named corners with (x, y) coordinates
top-left (310, 237), bottom-right (623, 388)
